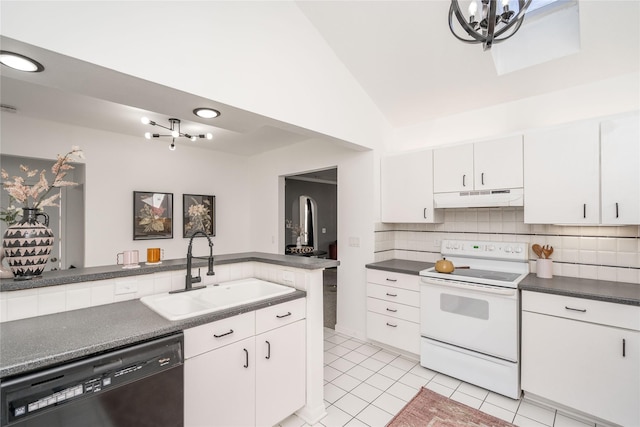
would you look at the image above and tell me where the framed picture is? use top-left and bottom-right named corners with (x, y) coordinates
top-left (183, 194), bottom-right (216, 238)
top-left (133, 191), bottom-right (173, 240)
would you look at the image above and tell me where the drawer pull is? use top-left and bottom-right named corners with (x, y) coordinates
top-left (386, 322), bottom-right (397, 328)
top-left (386, 308), bottom-right (398, 313)
top-left (385, 278), bottom-right (398, 282)
top-left (243, 348), bottom-right (249, 368)
top-left (386, 293), bottom-right (398, 297)
top-left (214, 329), bottom-right (234, 338)
top-left (266, 340), bottom-right (271, 360)
top-left (276, 312), bottom-right (292, 319)
top-left (564, 306), bottom-right (587, 313)
top-left (623, 339), bottom-right (626, 357)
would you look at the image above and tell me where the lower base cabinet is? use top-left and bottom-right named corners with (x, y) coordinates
top-left (522, 292), bottom-right (639, 426)
top-left (184, 299), bottom-right (306, 427)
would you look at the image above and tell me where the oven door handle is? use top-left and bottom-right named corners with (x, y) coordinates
top-left (421, 278), bottom-right (517, 296)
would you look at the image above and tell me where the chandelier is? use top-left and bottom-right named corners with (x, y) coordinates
top-left (141, 117), bottom-right (213, 151)
top-left (449, 0), bottom-right (533, 51)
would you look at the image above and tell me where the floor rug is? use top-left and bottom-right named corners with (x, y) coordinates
top-left (387, 387), bottom-right (516, 427)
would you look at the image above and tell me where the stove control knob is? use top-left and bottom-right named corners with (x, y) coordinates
top-left (487, 245), bottom-right (495, 251)
top-left (505, 246), bottom-right (512, 253)
top-left (515, 247), bottom-right (523, 253)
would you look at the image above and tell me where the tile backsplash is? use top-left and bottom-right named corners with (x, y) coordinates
top-left (374, 207), bottom-right (640, 285)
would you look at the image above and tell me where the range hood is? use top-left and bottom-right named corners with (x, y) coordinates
top-left (433, 188), bottom-right (524, 208)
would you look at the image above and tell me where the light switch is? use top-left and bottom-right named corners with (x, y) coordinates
top-left (348, 237), bottom-right (360, 247)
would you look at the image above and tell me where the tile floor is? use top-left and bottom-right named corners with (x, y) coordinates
top-left (278, 328), bottom-right (603, 427)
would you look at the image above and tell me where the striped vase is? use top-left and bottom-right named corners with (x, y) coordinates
top-left (2, 208), bottom-right (54, 280)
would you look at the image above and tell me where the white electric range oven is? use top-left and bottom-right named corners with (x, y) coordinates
top-left (419, 239), bottom-right (529, 399)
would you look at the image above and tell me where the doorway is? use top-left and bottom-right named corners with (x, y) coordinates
top-left (284, 168), bottom-right (337, 329)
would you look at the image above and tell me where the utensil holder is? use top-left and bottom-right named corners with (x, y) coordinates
top-left (536, 259), bottom-right (553, 279)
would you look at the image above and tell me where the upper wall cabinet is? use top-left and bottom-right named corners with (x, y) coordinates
top-left (433, 135), bottom-right (523, 193)
top-left (600, 112), bottom-right (640, 224)
top-left (381, 150), bottom-right (442, 223)
top-left (524, 120), bottom-right (600, 224)
top-left (524, 112), bottom-right (640, 225)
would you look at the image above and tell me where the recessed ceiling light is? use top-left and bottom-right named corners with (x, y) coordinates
top-left (193, 108), bottom-right (220, 119)
top-left (0, 51), bottom-right (44, 72)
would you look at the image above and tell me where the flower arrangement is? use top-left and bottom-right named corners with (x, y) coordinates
top-left (1, 146), bottom-right (84, 218)
top-left (286, 219), bottom-right (306, 239)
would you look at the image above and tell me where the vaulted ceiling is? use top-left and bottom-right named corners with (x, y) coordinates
top-left (1, 1), bottom-right (638, 154)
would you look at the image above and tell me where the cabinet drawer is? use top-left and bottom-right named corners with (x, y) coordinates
top-left (366, 269), bottom-right (419, 291)
top-left (522, 291), bottom-right (640, 331)
top-left (256, 298), bottom-right (306, 334)
top-left (367, 297), bottom-right (420, 323)
top-left (185, 311), bottom-right (255, 359)
top-left (367, 311), bottom-right (420, 354)
top-left (367, 283), bottom-right (420, 308)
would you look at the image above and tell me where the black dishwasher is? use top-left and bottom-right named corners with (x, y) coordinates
top-left (1, 333), bottom-right (184, 427)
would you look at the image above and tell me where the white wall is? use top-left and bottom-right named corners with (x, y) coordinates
top-left (1, 113), bottom-right (252, 267)
top-left (390, 72), bottom-right (640, 152)
top-left (249, 139), bottom-right (375, 339)
top-left (0, 0), bottom-right (390, 151)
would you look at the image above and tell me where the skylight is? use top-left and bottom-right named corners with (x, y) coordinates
top-left (491, 0), bottom-right (580, 75)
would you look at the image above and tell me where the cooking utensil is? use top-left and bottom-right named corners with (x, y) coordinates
top-left (532, 244), bottom-right (543, 258)
top-left (542, 245), bottom-right (554, 259)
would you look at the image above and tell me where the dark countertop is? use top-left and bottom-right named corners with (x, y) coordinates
top-left (1, 252), bottom-right (339, 292)
top-left (0, 290), bottom-right (305, 379)
top-left (367, 259), bottom-right (639, 306)
top-left (365, 259), bottom-right (434, 275)
top-left (520, 274), bottom-right (640, 306)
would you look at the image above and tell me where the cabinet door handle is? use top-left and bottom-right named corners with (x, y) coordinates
top-left (481, 172), bottom-right (485, 186)
top-left (214, 329), bottom-right (234, 338)
top-left (385, 278), bottom-right (397, 282)
top-left (386, 292), bottom-right (397, 297)
top-left (622, 339), bottom-right (626, 357)
top-left (462, 174), bottom-right (466, 187)
top-left (265, 341), bottom-right (271, 360)
top-left (616, 202), bottom-right (619, 219)
top-left (423, 207), bottom-right (427, 219)
top-left (386, 322), bottom-right (397, 328)
top-left (583, 203), bottom-right (586, 218)
top-left (276, 312), bottom-right (292, 319)
top-left (243, 348), bottom-right (249, 368)
top-left (386, 308), bottom-right (397, 313)
top-left (565, 306), bottom-right (587, 313)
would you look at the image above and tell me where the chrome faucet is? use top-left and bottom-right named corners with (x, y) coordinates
top-left (170, 231), bottom-right (215, 294)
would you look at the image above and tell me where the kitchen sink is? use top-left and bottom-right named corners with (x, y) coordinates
top-left (141, 278), bottom-right (296, 321)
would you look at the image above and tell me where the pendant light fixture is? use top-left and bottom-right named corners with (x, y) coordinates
top-left (449, 0), bottom-right (533, 50)
top-left (141, 117), bottom-right (213, 151)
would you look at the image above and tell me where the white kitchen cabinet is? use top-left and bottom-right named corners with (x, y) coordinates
top-left (366, 269), bottom-right (420, 355)
top-left (521, 291), bottom-right (640, 426)
top-left (433, 135), bottom-right (523, 193)
top-left (524, 119), bottom-right (601, 224)
top-left (381, 150), bottom-right (442, 223)
top-left (185, 335), bottom-right (256, 427)
top-left (600, 112), bottom-right (640, 224)
top-left (256, 320), bottom-right (306, 427)
top-left (184, 298), bottom-right (306, 427)
top-left (524, 112), bottom-right (640, 225)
